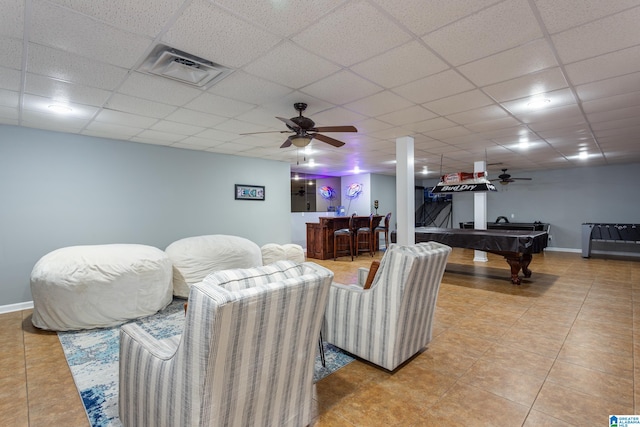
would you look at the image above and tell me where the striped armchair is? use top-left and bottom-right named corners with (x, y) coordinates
top-left (119, 261), bottom-right (333, 427)
top-left (323, 242), bottom-right (451, 371)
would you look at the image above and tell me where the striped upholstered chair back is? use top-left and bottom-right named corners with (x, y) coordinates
top-left (323, 242), bottom-right (451, 371)
top-left (119, 261), bottom-right (333, 427)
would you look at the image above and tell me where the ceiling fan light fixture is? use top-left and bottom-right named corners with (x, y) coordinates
top-left (291, 135), bottom-right (313, 147)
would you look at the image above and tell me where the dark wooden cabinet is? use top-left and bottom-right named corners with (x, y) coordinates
top-left (306, 216), bottom-right (382, 260)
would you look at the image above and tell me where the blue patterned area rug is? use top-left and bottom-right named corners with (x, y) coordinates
top-left (58, 298), bottom-right (354, 427)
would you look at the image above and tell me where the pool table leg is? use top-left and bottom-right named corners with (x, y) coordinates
top-left (503, 253), bottom-right (533, 285)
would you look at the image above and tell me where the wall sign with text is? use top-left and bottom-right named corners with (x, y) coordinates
top-left (235, 184), bottom-right (265, 201)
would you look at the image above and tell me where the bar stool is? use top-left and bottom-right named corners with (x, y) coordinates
top-left (355, 214), bottom-right (374, 257)
top-left (334, 213), bottom-right (355, 261)
top-left (374, 212), bottom-right (392, 254)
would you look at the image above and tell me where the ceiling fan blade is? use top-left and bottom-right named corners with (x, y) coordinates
top-left (312, 125), bottom-right (357, 133)
top-left (276, 116), bottom-right (300, 130)
top-left (240, 130), bottom-right (291, 135)
top-left (313, 133), bottom-right (345, 147)
top-left (511, 177), bottom-right (532, 180)
top-left (280, 137), bottom-right (293, 148)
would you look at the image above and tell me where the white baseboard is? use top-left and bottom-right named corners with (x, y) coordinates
top-left (544, 247), bottom-right (581, 253)
top-left (0, 301), bottom-right (34, 314)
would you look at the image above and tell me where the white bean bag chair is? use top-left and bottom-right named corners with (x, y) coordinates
top-left (30, 244), bottom-right (173, 331)
top-left (165, 235), bottom-right (263, 298)
top-left (261, 243), bottom-right (305, 265)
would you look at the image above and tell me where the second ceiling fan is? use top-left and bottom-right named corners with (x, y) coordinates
top-left (241, 102), bottom-right (357, 148)
top-left (491, 169), bottom-right (533, 185)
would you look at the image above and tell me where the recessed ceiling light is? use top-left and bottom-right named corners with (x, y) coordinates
top-left (526, 98), bottom-right (551, 109)
top-left (353, 166), bottom-right (360, 174)
top-left (578, 151), bottom-right (589, 159)
top-left (48, 104), bottom-right (73, 114)
top-left (421, 167), bottom-right (429, 175)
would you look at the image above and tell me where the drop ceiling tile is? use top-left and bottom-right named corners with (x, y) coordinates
top-left (165, 108), bottom-right (228, 128)
top-left (47, 0), bottom-right (185, 37)
top-left (210, 0), bottom-right (347, 38)
top-left (206, 71), bottom-right (292, 106)
top-left (31, 0), bottom-right (152, 68)
top-left (22, 93), bottom-right (99, 120)
top-left (0, 37), bottom-right (23, 70)
top-left (27, 44), bottom-right (128, 90)
top-left (367, 126), bottom-right (415, 140)
top-left (427, 126), bottom-right (473, 140)
top-left (373, 0), bottom-right (500, 36)
top-left (215, 118), bottom-right (273, 135)
top-left (501, 88), bottom-right (576, 115)
top-left (149, 120), bottom-right (205, 136)
top-left (162, 0), bottom-right (281, 68)
top-left (94, 109), bottom-right (159, 128)
top-left (564, 44), bottom-right (640, 86)
top-left (552, 6), bottom-right (640, 64)
top-left (513, 104), bottom-right (583, 125)
top-left (464, 116), bottom-right (521, 132)
top-left (118, 72), bottom-right (202, 106)
top-left (195, 127), bottom-right (241, 143)
top-left (105, 93), bottom-right (176, 118)
top-left (311, 107), bottom-right (368, 127)
top-left (423, 0), bottom-right (543, 66)
top-left (582, 90), bottom-right (640, 114)
top-left (25, 74), bottom-right (112, 107)
top-left (575, 72), bottom-right (640, 102)
top-left (422, 90), bottom-right (494, 116)
top-left (243, 42), bottom-right (340, 90)
top-left (0, 89), bottom-right (19, 108)
top-left (407, 117), bottom-right (458, 133)
top-left (591, 117), bottom-right (640, 132)
top-left (457, 39), bottom-right (557, 87)
top-left (446, 105), bottom-right (509, 125)
top-left (377, 105), bottom-right (437, 126)
top-left (351, 40), bottom-right (449, 88)
top-left (82, 121), bottom-right (144, 140)
top-left (534, 0), bottom-right (640, 34)
top-left (131, 137), bottom-right (173, 146)
top-left (0, 0), bottom-right (24, 38)
top-left (178, 136), bottom-right (225, 148)
top-left (0, 105), bottom-right (19, 121)
top-left (532, 120), bottom-right (589, 135)
top-left (184, 93), bottom-right (256, 118)
top-left (292, 1), bottom-right (411, 67)
top-left (0, 67), bottom-right (21, 91)
top-left (586, 105), bottom-right (640, 124)
top-left (169, 141), bottom-right (210, 150)
top-left (345, 91), bottom-right (414, 117)
top-left (260, 93), bottom-right (334, 118)
top-left (21, 109), bottom-right (91, 132)
top-left (354, 118), bottom-right (395, 134)
top-left (301, 70), bottom-right (382, 105)
top-left (135, 129), bottom-right (185, 143)
top-left (393, 69), bottom-right (475, 104)
top-left (482, 67), bottom-right (568, 102)
top-left (233, 108), bottom-right (285, 129)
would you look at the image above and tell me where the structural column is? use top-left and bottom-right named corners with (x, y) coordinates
top-left (473, 160), bottom-right (488, 262)
top-left (396, 136), bottom-right (415, 246)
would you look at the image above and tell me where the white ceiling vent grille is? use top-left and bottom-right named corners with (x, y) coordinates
top-left (140, 44), bottom-right (233, 88)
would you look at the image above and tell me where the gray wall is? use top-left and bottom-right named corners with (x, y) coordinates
top-left (421, 163), bottom-right (640, 250)
top-left (0, 125), bottom-right (291, 305)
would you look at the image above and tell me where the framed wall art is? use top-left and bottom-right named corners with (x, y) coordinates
top-left (235, 184), bottom-right (265, 201)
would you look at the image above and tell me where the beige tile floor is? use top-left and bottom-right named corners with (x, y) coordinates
top-left (1, 248), bottom-right (639, 426)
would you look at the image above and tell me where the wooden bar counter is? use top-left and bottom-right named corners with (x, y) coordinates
top-left (306, 215), bottom-right (383, 260)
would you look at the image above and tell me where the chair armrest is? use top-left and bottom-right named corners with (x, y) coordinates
top-left (357, 268), bottom-right (369, 287)
top-left (330, 282), bottom-right (367, 293)
top-left (120, 323), bottom-right (179, 360)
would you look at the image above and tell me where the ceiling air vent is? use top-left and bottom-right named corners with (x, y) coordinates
top-left (140, 44), bottom-right (233, 88)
